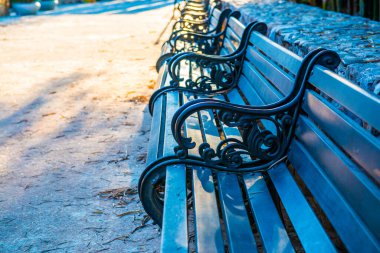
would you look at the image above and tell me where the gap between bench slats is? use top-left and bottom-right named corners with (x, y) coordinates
top-left (225, 27), bottom-right (241, 48)
top-left (216, 93), bottom-right (294, 252)
top-left (198, 94), bottom-right (258, 253)
top-left (309, 67), bottom-right (380, 130)
top-left (183, 93), bottom-right (226, 253)
top-left (240, 61), bottom-right (283, 104)
top-left (303, 90), bottom-right (380, 184)
top-left (245, 45), bottom-right (293, 96)
top-left (269, 163), bottom-right (337, 252)
top-left (295, 114), bottom-right (380, 241)
top-left (249, 32), bottom-right (302, 75)
top-left (288, 139), bottom-right (380, 252)
top-left (222, 34), bottom-right (237, 54)
top-left (225, 76), bottom-right (335, 251)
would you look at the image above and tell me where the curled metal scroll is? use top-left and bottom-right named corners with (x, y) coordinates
top-left (148, 22), bottom-right (268, 115)
top-left (171, 49), bottom-right (340, 170)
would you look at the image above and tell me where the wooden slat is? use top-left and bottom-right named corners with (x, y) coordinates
top-left (161, 92), bottom-right (189, 252)
top-left (220, 48), bottom-right (229, 56)
top-left (243, 174), bottom-right (295, 253)
top-left (232, 72), bottom-right (279, 134)
top-left (217, 173), bottom-right (258, 253)
top-left (210, 16), bottom-right (218, 30)
top-left (146, 95), bottom-right (164, 164)
top-left (160, 42), bottom-right (172, 57)
top-left (222, 36), bottom-right (237, 54)
top-left (269, 163), bottom-right (337, 252)
top-left (158, 63), bottom-right (169, 88)
top-left (216, 94), bottom-right (293, 252)
top-left (183, 94), bottom-right (225, 253)
top-left (147, 64), bottom-right (170, 164)
top-left (309, 67), bottom-right (380, 130)
top-left (246, 46), bottom-right (293, 95)
top-left (303, 90), bottom-right (380, 183)
top-left (161, 165), bottom-right (188, 253)
top-left (241, 61), bottom-right (283, 104)
top-left (212, 7), bottom-right (221, 19)
top-left (236, 74), bottom-right (265, 105)
top-left (226, 88), bottom-right (245, 105)
top-left (295, 115), bottom-right (380, 240)
top-left (225, 27), bottom-right (242, 46)
top-left (289, 140), bottom-right (380, 252)
top-left (227, 17), bottom-right (244, 38)
top-left (197, 98), bottom-right (258, 253)
top-left (192, 168), bottom-right (225, 253)
top-left (250, 32), bottom-right (302, 75)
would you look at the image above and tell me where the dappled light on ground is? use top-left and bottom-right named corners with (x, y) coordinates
top-left (0, 3), bottom-right (171, 252)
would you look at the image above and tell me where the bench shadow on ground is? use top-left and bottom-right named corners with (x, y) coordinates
top-left (0, 70), bottom-right (155, 251)
top-left (0, 72), bottom-right (88, 147)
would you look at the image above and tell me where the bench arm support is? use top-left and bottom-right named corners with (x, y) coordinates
top-left (168, 9), bottom-right (235, 45)
top-left (172, 19), bottom-right (210, 34)
top-left (171, 31), bottom-right (225, 53)
top-left (148, 22), bottom-right (267, 114)
top-left (170, 49), bottom-right (340, 170)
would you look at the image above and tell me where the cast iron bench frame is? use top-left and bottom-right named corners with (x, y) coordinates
top-left (140, 18), bottom-right (380, 253)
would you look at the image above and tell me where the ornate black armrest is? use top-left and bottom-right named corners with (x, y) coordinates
top-left (148, 22), bottom-right (267, 115)
top-left (168, 22), bottom-right (267, 87)
top-left (148, 52), bottom-right (241, 115)
top-left (180, 10), bottom-right (209, 17)
top-left (169, 51), bottom-right (242, 89)
top-left (172, 19), bottom-right (210, 34)
top-left (169, 10), bottom-right (237, 49)
top-left (170, 49), bottom-right (340, 172)
top-left (171, 31), bottom-right (225, 53)
top-left (169, 25), bottom-right (217, 43)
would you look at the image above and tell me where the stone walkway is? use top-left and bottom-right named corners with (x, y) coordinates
top-left (0, 2), bottom-right (172, 252)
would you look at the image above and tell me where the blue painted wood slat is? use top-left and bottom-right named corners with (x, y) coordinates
top-left (288, 140), bottom-right (380, 252)
top-left (161, 91), bottom-right (189, 252)
top-left (269, 163), bottom-right (337, 253)
top-left (295, 115), bottom-right (380, 241)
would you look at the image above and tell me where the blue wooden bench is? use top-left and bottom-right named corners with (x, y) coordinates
top-left (140, 18), bottom-right (380, 252)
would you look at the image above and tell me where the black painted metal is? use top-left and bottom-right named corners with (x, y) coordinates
top-left (149, 22), bottom-right (267, 114)
top-left (171, 49), bottom-right (340, 170)
top-left (168, 9), bottom-right (234, 43)
top-left (139, 48), bottom-right (340, 226)
top-left (154, 9), bottom-right (238, 72)
top-left (172, 2), bottom-right (217, 33)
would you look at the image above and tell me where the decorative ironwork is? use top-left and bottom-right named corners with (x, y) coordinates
top-left (172, 19), bottom-right (210, 34)
top-left (169, 10), bottom-right (238, 54)
top-left (168, 9), bottom-right (234, 43)
top-left (171, 49), bottom-right (341, 171)
top-left (149, 22), bottom-right (267, 114)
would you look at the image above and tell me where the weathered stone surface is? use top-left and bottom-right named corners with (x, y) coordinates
top-left (222, 0), bottom-right (380, 95)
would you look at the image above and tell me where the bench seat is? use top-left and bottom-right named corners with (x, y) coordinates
top-left (140, 18), bottom-right (380, 253)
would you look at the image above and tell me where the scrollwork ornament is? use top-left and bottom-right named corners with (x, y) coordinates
top-left (178, 58), bottom-right (238, 94)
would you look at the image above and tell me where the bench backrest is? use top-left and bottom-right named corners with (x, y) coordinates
top-left (225, 25), bottom-right (380, 251)
top-left (219, 16), bottom-right (244, 55)
top-left (209, 7), bottom-right (221, 29)
top-left (199, 9), bottom-right (244, 55)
